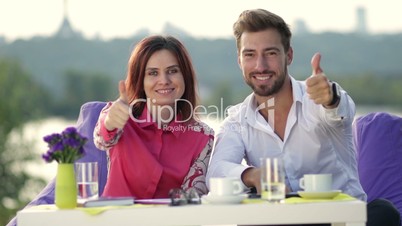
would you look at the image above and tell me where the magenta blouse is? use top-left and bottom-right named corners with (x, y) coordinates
top-left (94, 103), bottom-right (214, 199)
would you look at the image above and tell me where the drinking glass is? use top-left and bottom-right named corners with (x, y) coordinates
top-left (75, 162), bottom-right (99, 203)
top-left (260, 157), bottom-right (286, 203)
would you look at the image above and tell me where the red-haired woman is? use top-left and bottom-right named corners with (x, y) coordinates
top-left (94, 35), bottom-right (214, 199)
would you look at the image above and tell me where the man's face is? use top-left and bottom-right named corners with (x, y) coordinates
top-left (238, 29), bottom-right (292, 97)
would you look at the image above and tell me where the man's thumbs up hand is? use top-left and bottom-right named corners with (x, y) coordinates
top-left (311, 52), bottom-right (323, 75)
top-left (305, 53), bottom-right (334, 107)
top-left (104, 80), bottom-right (131, 131)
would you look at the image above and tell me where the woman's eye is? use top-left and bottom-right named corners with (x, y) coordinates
top-left (167, 68), bottom-right (179, 74)
top-left (148, 71), bottom-right (158, 76)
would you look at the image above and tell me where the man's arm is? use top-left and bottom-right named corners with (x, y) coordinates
top-left (241, 167), bottom-right (261, 193)
top-left (206, 120), bottom-right (249, 190)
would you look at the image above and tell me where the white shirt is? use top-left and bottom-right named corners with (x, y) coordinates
top-left (206, 77), bottom-right (367, 201)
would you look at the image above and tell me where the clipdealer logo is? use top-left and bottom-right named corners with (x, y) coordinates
top-left (126, 97), bottom-right (275, 132)
top-left (127, 98), bottom-right (234, 130)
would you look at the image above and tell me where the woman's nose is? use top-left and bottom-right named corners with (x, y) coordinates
top-left (158, 73), bottom-right (171, 84)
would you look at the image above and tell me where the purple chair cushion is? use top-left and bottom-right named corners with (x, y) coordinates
top-left (75, 101), bottom-right (108, 195)
top-left (7, 101), bottom-right (107, 226)
top-left (353, 112), bottom-right (402, 216)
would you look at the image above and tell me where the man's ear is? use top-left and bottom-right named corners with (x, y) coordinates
top-left (287, 46), bottom-right (293, 65)
top-left (237, 53), bottom-right (242, 69)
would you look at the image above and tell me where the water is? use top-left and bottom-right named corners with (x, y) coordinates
top-left (261, 182), bottom-right (286, 203)
top-left (25, 118), bottom-right (75, 179)
top-left (77, 182), bottom-right (99, 202)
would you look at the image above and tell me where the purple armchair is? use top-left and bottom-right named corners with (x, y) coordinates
top-left (7, 101), bottom-right (107, 226)
top-left (353, 112), bottom-right (402, 223)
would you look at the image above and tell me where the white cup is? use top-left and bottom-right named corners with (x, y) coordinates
top-left (299, 174), bottom-right (332, 192)
top-left (260, 157), bottom-right (286, 203)
top-left (75, 162), bottom-right (99, 203)
top-left (209, 177), bottom-right (243, 196)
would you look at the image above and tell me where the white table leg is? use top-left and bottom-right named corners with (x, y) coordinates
top-left (332, 222), bottom-right (365, 226)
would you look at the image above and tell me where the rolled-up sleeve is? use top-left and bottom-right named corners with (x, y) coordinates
top-left (93, 102), bottom-right (123, 151)
top-left (320, 88), bottom-right (356, 126)
top-left (206, 119), bottom-right (249, 190)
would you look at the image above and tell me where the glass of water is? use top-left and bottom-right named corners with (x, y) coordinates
top-left (75, 162), bottom-right (99, 203)
top-left (260, 157), bottom-right (286, 203)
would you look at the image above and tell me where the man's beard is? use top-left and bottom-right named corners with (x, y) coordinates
top-left (245, 68), bottom-right (287, 97)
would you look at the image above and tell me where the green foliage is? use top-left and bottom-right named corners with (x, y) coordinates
top-left (0, 58), bottom-right (48, 225)
top-left (337, 73), bottom-right (402, 107)
top-left (1, 33), bottom-right (402, 113)
top-left (0, 58), bottom-right (49, 133)
top-left (0, 38), bottom-right (131, 94)
top-left (51, 69), bottom-right (117, 119)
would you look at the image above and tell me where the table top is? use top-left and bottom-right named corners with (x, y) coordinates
top-left (17, 199), bottom-right (366, 226)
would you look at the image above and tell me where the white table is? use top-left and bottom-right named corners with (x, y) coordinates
top-left (17, 200), bottom-right (366, 226)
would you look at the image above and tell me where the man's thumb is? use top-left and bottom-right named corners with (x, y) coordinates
top-left (118, 80), bottom-right (128, 103)
top-left (311, 52), bottom-right (323, 75)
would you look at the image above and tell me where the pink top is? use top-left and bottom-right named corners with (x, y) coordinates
top-left (94, 103), bottom-right (214, 199)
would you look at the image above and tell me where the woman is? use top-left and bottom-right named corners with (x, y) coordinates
top-left (94, 35), bottom-right (214, 199)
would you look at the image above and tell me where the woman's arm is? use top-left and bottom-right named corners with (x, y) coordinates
top-left (181, 134), bottom-right (214, 195)
top-left (93, 103), bottom-right (124, 151)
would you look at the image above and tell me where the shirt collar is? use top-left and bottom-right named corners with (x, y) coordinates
top-left (135, 106), bottom-right (184, 137)
top-left (243, 75), bottom-right (303, 127)
top-left (289, 75), bottom-right (303, 104)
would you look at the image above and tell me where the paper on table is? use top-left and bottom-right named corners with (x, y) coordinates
top-left (242, 193), bottom-right (356, 204)
top-left (134, 198), bottom-right (171, 205)
top-left (26, 203), bottom-right (155, 216)
top-left (83, 197), bottom-right (134, 207)
top-left (285, 193), bottom-right (356, 204)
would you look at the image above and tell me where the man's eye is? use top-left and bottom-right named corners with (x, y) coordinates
top-left (267, 51), bottom-right (278, 56)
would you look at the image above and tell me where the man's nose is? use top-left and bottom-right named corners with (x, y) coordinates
top-left (255, 55), bottom-right (268, 72)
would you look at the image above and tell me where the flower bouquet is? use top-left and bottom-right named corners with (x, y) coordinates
top-left (42, 127), bottom-right (88, 209)
top-left (42, 127), bottom-right (87, 163)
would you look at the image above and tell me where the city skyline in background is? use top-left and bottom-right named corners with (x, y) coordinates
top-left (1, 0), bottom-right (402, 42)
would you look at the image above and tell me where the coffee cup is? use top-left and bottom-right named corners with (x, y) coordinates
top-left (299, 174), bottom-right (332, 192)
top-left (209, 177), bottom-right (243, 196)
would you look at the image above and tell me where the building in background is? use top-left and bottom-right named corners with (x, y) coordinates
top-left (355, 6), bottom-right (368, 34)
top-left (293, 19), bottom-right (310, 35)
top-left (54, 0), bottom-right (82, 39)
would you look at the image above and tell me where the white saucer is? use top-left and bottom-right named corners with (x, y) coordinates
top-left (202, 194), bottom-right (248, 204)
top-left (298, 190), bottom-right (342, 199)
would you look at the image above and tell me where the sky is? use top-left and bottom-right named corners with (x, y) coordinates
top-left (1, 0), bottom-right (402, 41)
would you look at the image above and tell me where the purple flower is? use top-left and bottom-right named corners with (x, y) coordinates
top-left (42, 152), bottom-right (53, 163)
top-left (43, 133), bottom-right (62, 146)
top-left (41, 127), bottom-right (88, 164)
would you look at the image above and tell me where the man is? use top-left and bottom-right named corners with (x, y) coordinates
top-left (206, 9), bottom-right (400, 226)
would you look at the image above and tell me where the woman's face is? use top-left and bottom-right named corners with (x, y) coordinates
top-left (143, 49), bottom-right (185, 108)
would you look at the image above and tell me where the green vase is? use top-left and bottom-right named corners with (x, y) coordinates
top-left (55, 163), bottom-right (77, 209)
